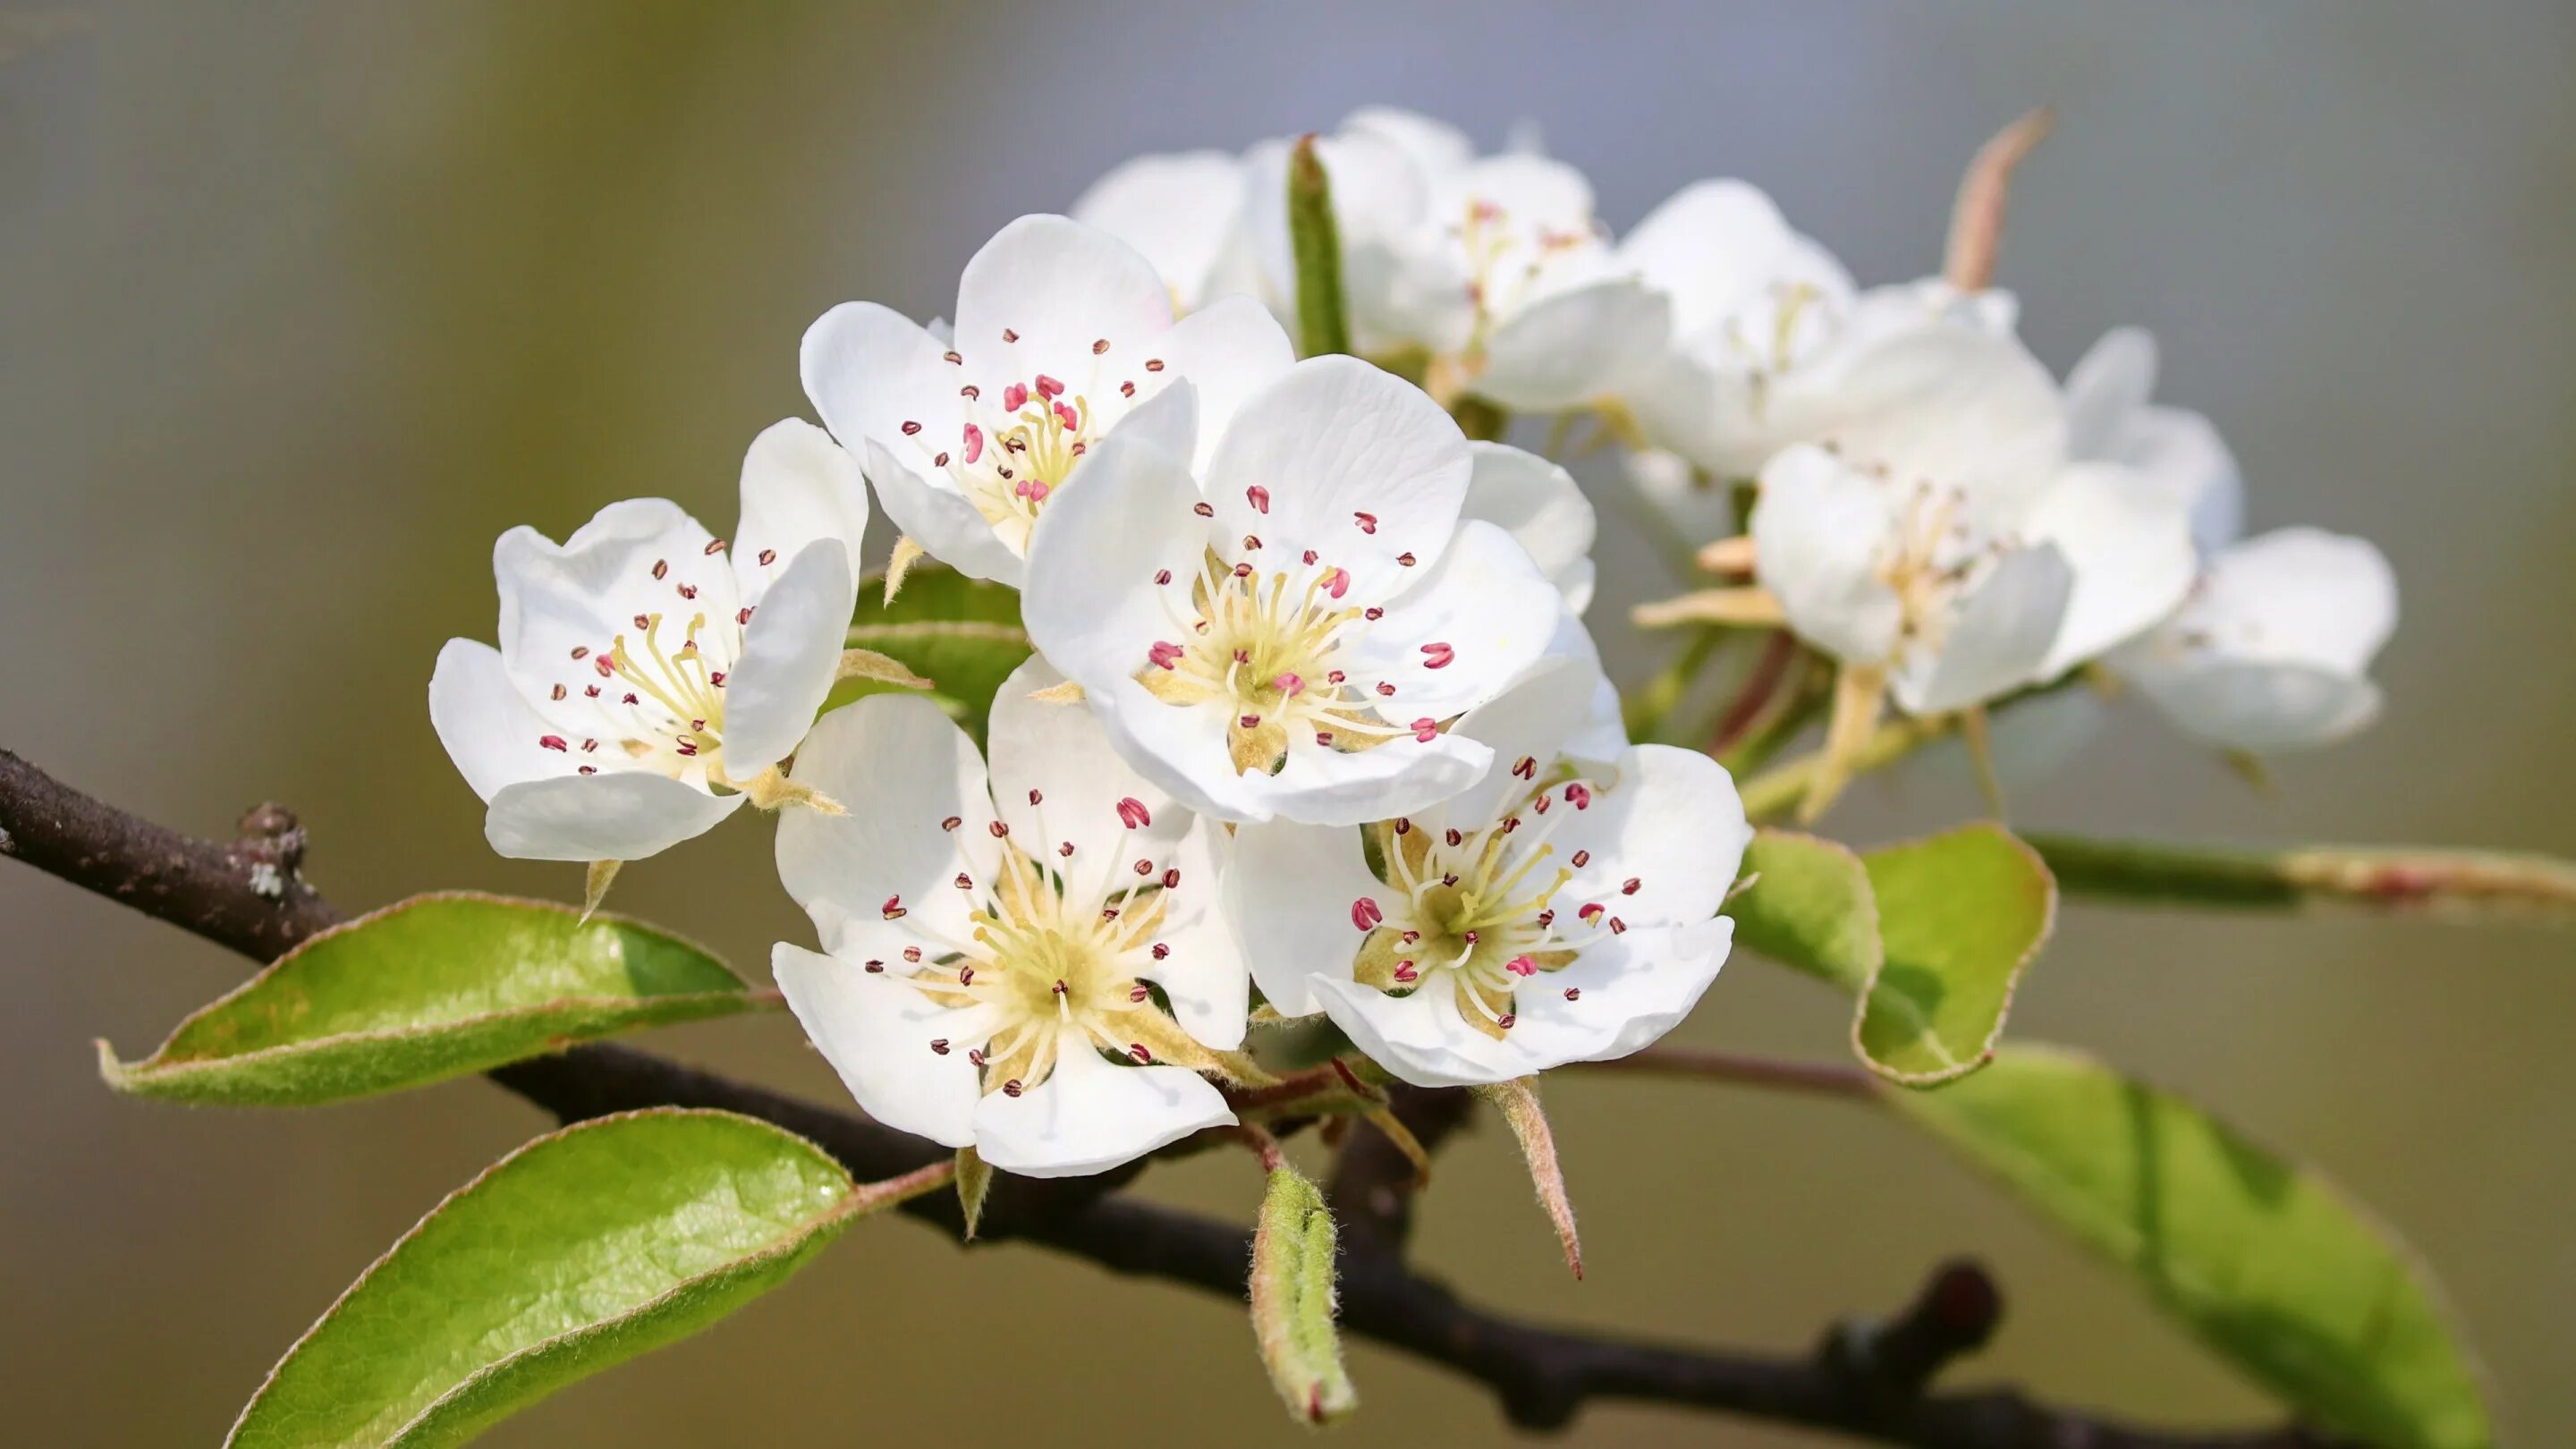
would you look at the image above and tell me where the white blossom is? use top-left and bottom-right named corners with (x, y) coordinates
top-left (428, 420), bottom-right (866, 862)
top-left (1747, 315), bottom-right (2195, 717)
top-left (2121, 528), bottom-right (2397, 753)
top-left (1227, 650), bottom-right (1746, 1088)
top-left (1609, 178), bottom-right (1857, 478)
top-left (772, 657), bottom-right (1252, 1178)
top-left (801, 215), bottom-right (1295, 584)
top-left (1021, 355), bottom-right (1568, 826)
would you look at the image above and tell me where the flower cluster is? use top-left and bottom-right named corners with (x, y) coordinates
top-left (428, 106), bottom-right (2394, 1178)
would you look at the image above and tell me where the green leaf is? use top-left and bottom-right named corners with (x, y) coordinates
top-left (99, 894), bottom-right (765, 1106)
top-left (834, 563), bottom-right (1032, 741)
top-left (1249, 1160), bottom-right (1357, 1425)
top-left (1894, 1045), bottom-right (2493, 1449)
top-left (1720, 828), bottom-right (1881, 993)
top-left (1285, 134), bottom-right (1351, 358)
top-left (228, 1109), bottom-right (941, 1449)
top-left (1853, 822), bottom-right (2054, 1086)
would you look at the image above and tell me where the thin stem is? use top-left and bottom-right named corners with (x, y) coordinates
top-left (1735, 714), bottom-right (1956, 824)
top-left (1575, 1046), bottom-right (1882, 1101)
top-left (2027, 833), bottom-right (2576, 918)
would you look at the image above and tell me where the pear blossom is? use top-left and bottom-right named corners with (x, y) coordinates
top-left (771, 657), bottom-right (1253, 1178)
top-left (1462, 440), bottom-right (1597, 615)
top-left (1240, 109), bottom-right (1667, 412)
top-left (2119, 528), bottom-right (2397, 753)
top-left (1070, 150), bottom-right (1261, 313)
top-left (801, 214), bottom-right (1295, 584)
top-left (1021, 354), bottom-right (1566, 826)
top-left (1742, 318), bottom-right (2195, 720)
top-left (2063, 326), bottom-right (2244, 555)
top-left (1227, 651), bottom-right (1748, 1088)
top-left (428, 419), bottom-right (867, 862)
top-left (1609, 179), bottom-right (1858, 478)
top-left (2060, 326), bottom-right (2396, 752)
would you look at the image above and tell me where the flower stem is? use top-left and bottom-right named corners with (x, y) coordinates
top-left (1733, 712), bottom-right (1956, 823)
top-left (1572, 1046), bottom-right (1880, 1100)
top-left (2025, 833), bottom-right (2576, 918)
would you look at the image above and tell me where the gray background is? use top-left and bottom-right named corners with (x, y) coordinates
top-left (2, 3), bottom-right (2569, 1444)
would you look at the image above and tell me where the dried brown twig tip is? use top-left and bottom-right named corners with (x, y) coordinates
top-left (1944, 106), bottom-right (2057, 292)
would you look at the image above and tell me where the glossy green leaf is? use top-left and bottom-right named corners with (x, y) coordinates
top-left (1720, 829), bottom-right (1880, 992)
top-left (228, 1109), bottom-right (938, 1449)
top-left (100, 894), bottom-right (765, 1106)
top-left (1853, 822), bottom-right (2054, 1085)
top-left (1894, 1045), bottom-right (2493, 1449)
top-left (832, 563), bottom-right (1032, 740)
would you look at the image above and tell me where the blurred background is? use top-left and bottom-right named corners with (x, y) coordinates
top-left (3, 3), bottom-right (2570, 1444)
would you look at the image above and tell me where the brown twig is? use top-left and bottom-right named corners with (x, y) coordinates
top-left (0, 747), bottom-right (2343, 1447)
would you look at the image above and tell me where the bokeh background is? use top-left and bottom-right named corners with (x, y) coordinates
top-left (4, 3), bottom-right (2570, 1444)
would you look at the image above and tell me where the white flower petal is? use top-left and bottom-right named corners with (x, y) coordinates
top-left (719, 539), bottom-right (854, 773)
top-left (1442, 652), bottom-right (1598, 828)
top-left (1148, 294), bottom-right (1297, 472)
top-left (1022, 432), bottom-right (1215, 691)
top-left (2123, 527), bottom-right (2395, 753)
top-left (1256, 725), bottom-right (1492, 827)
top-left (1545, 744), bottom-right (1750, 928)
top-left (1460, 442), bottom-right (1597, 610)
top-left (1474, 277), bottom-right (1670, 411)
top-left (429, 639), bottom-right (575, 801)
top-left (861, 437), bottom-right (1027, 587)
top-left (1751, 445), bottom-right (1903, 665)
top-left (2063, 326), bottom-right (2158, 461)
top-left (1203, 355), bottom-right (1472, 604)
top-left (1335, 519), bottom-right (1562, 721)
top-left (2193, 528), bottom-right (2398, 673)
top-left (483, 772), bottom-right (744, 862)
top-left (1506, 919), bottom-right (1732, 1069)
top-left (1225, 818), bottom-right (1383, 1018)
top-left (773, 942), bottom-right (984, 1148)
top-left (2024, 463), bottom-right (2197, 677)
top-left (1438, 152), bottom-right (1593, 231)
top-left (2133, 659), bottom-right (2383, 753)
top-left (2064, 327), bottom-right (2243, 555)
top-left (1103, 373), bottom-right (1199, 465)
top-left (1546, 610), bottom-right (1631, 765)
top-left (1341, 105), bottom-right (1475, 178)
top-left (987, 655), bottom-right (1187, 869)
top-left (2120, 406), bottom-right (2245, 557)
top-left (732, 419), bottom-right (869, 611)
top-left (799, 301), bottom-right (954, 462)
top-left (1895, 542), bottom-right (2074, 716)
top-left (953, 215), bottom-right (1174, 375)
top-left (1620, 179), bottom-right (1853, 342)
top-left (970, 1043), bottom-right (1233, 1178)
top-left (1310, 976), bottom-right (1531, 1089)
top-left (494, 499), bottom-right (734, 708)
top-left (1139, 821), bottom-right (1253, 1049)
top-left (775, 695), bottom-right (1000, 951)
top-left (1070, 150), bottom-right (1249, 309)
top-left (1767, 317), bottom-right (2065, 506)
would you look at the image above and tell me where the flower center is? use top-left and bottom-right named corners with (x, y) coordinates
top-left (541, 545), bottom-right (754, 786)
top-left (877, 803), bottom-right (1215, 1097)
top-left (1453, 197), bottom-right (1603, 353)
top-left (1344, 774), bottom-right (1634, 1039)
top-left (1876, 480), bottom-right (1992, 665)
top-left (1134, 548), bottom-right (1428, 775)
top-left (886, 339), bottom-right (1172, 557)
